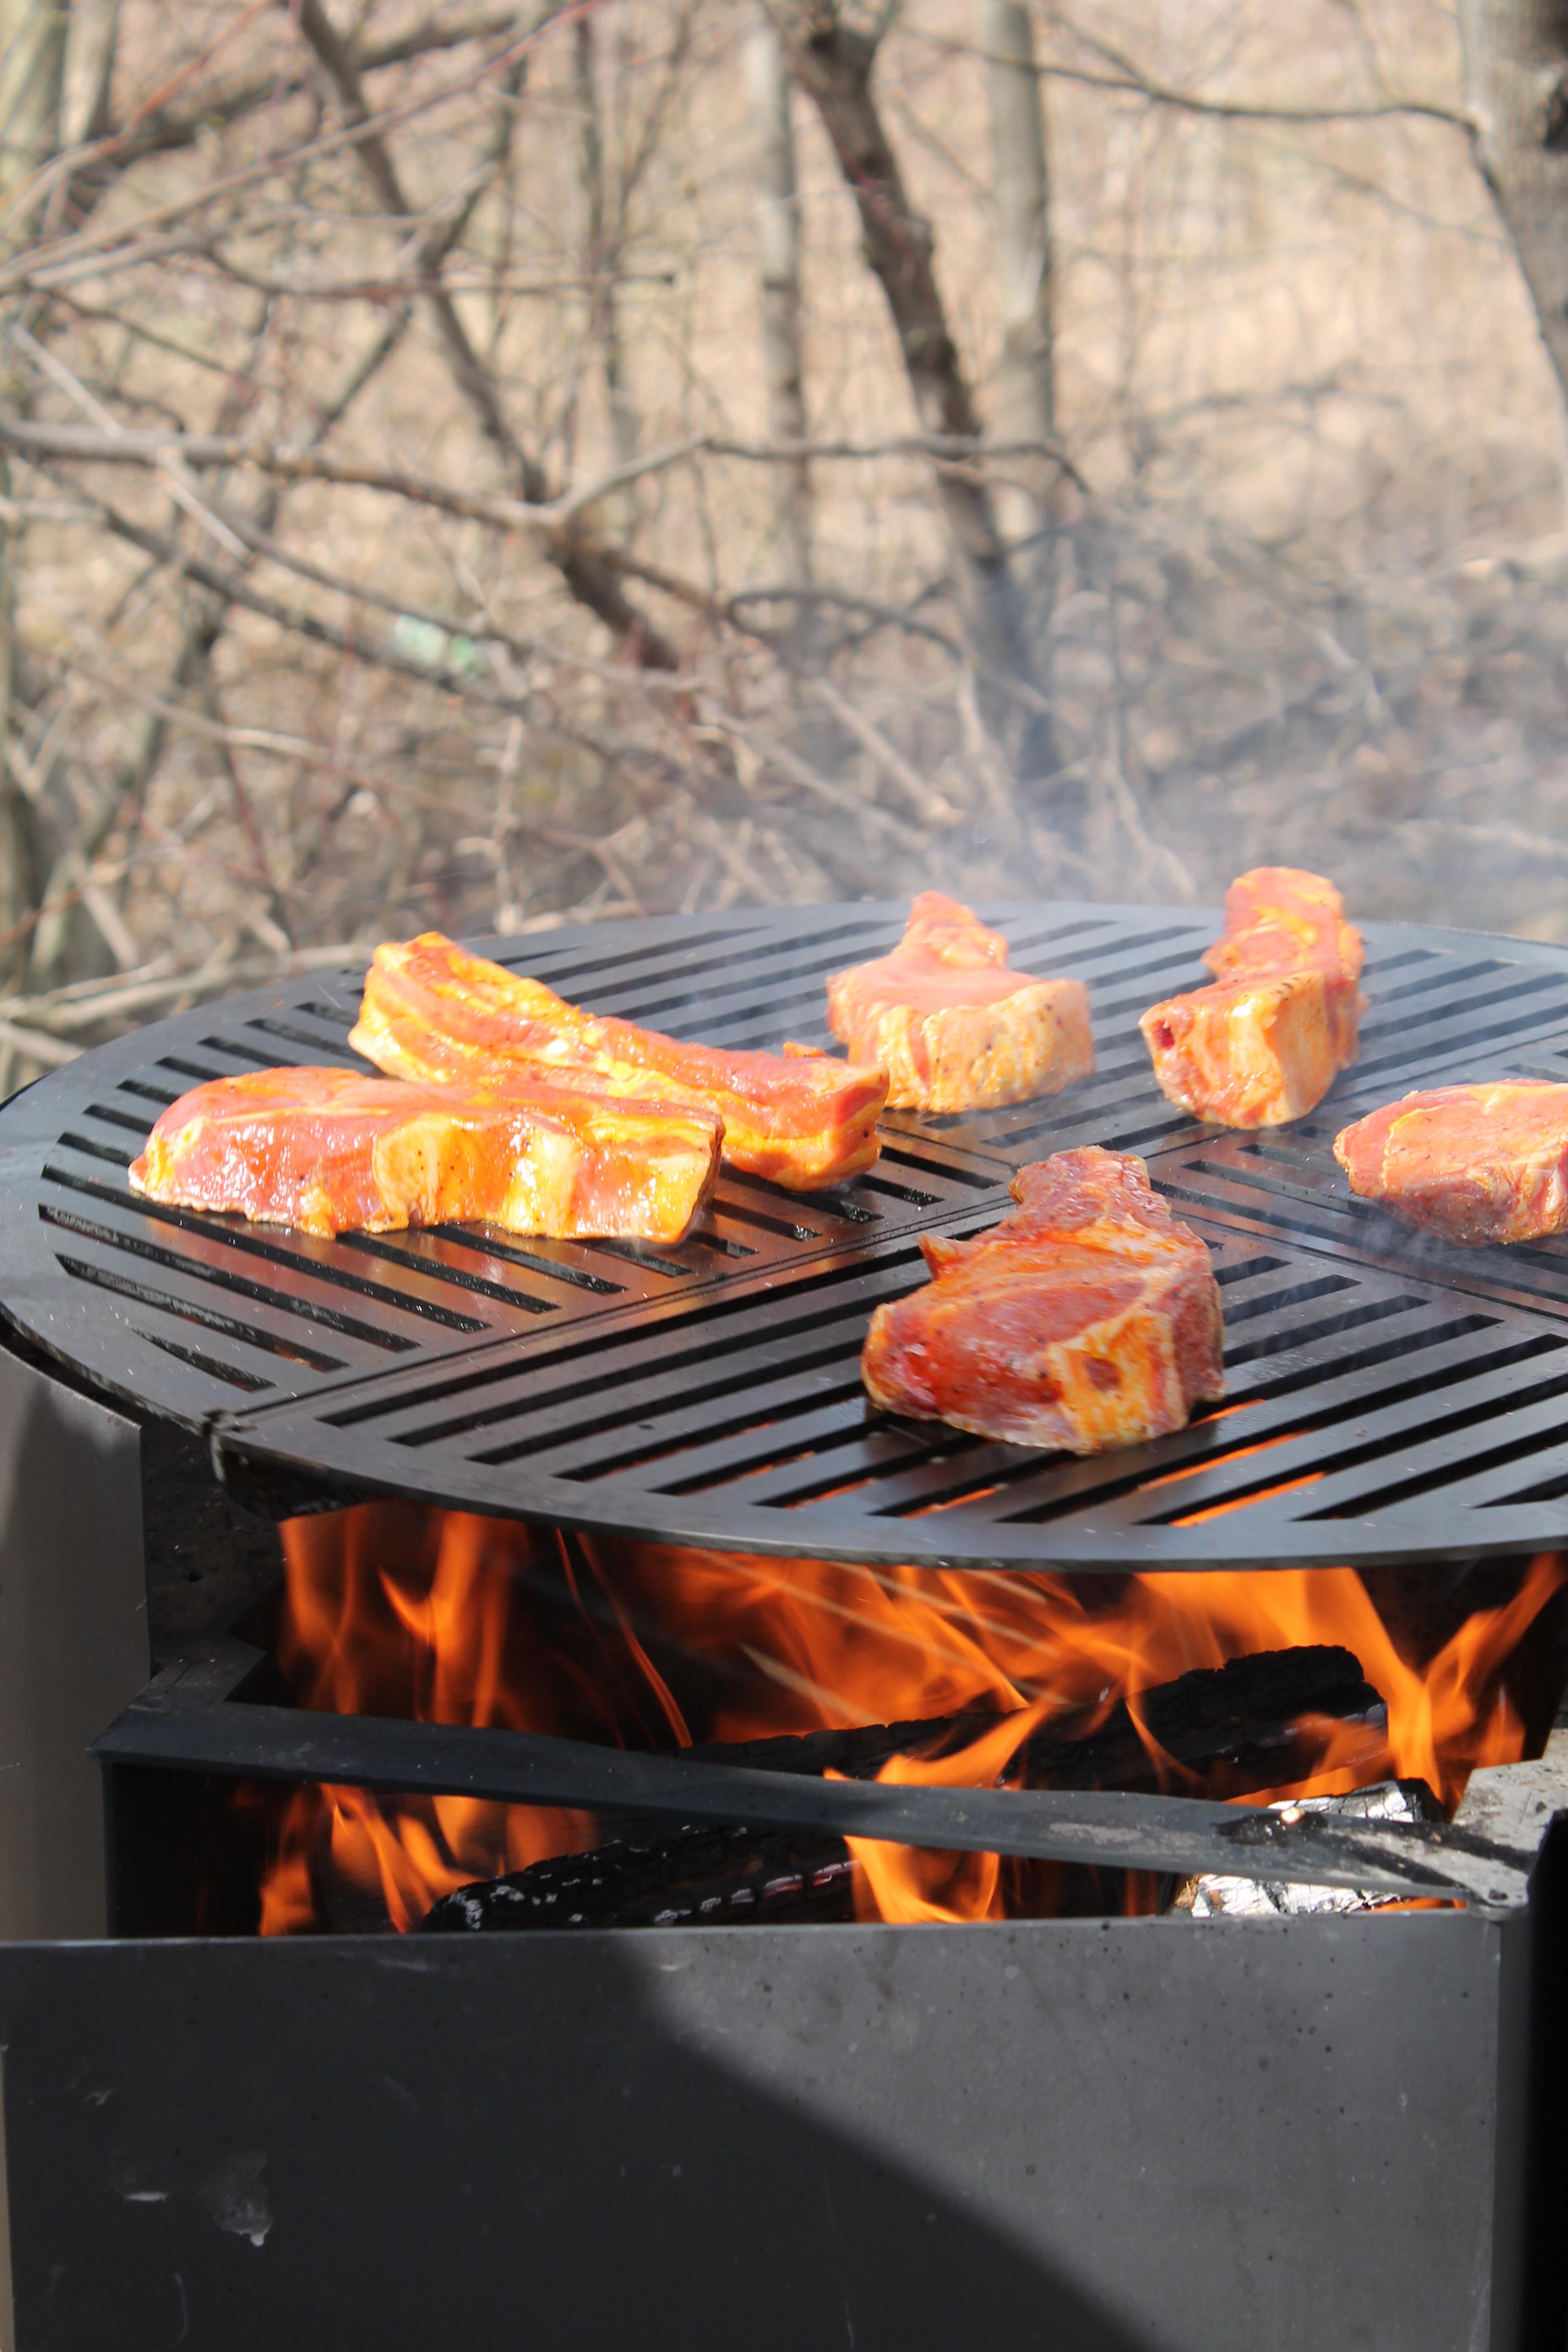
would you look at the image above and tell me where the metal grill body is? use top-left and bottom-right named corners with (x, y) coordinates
top-left (7, 901), bottom-right (1568, 1567)
top-left (0, 906), bottom-right (1564, 2351)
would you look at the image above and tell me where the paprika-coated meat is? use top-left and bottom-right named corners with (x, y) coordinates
top-left (129, 1065), bottom-right (722, 1242)
top-left (1141, 868), bottom-right (1364, 1127)
top-left (825, 892), bottom-right (1095, 1111)
top-left (352, 932), bottom-right (888, 1190)
top-left (862, 1146), bottom-right (1226, 1452)
top-left (1334, 1081), bottom-right (1568, 1245)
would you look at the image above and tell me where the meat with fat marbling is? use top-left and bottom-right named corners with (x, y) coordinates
top-left (1141, 867), bottom-right (1364, 1127)
top-left (825, 892), bottom-right (1095, 1111)
top-left (128, 1065), bottom-right (722, 1242)
top-left (861, 1146), bottom-right (1226, 1452)
top-left (1333, 1081), bottom-right (1568, 1245)
top-left (351, 932), bottom-right (888, 1190)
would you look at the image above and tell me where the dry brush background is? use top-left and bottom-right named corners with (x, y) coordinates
top-left (1, 0), bottom-right (1567, 1089)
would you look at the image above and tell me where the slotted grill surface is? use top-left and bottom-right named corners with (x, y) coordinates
top-left (7, 902), bottom-right (1568, 1570)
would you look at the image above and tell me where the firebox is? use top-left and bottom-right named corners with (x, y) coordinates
top-left (1, 901), bottom-right (1567, 2350)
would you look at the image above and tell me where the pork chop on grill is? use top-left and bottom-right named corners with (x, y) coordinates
top-left (861, 1146), bottom-right (1226, 1452)
top-left (1140, 867), bottom-right (1364, 1127)
top-left (825, 892), bottom-right (1095, 1111)
top-left (351, 932), bottom-right (889, 1191)
top-left (1333, 1081), bottom-right (1568, 1245)
top-left (128, 1066), bottom-right (722, 1242)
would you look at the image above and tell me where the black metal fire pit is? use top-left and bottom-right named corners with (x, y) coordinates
top-left (0, 901), bottom-right (1566, 2351)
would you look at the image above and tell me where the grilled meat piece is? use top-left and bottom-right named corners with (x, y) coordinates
top-left (826, 892), bottom-right (1095, 1112)
top-left (1334, 1081), bottom-right (1568, 1245)
top-left (862, 1146), bottom-right (1226, 1451)
top-left (1141, 867), bottom-right (1364, 1127)
top-left (351, 932), bottom-right (889, 1191)
top-left (128, 1066), bottom-right (721, 1242)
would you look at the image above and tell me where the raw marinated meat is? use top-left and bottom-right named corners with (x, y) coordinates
top-left (861, 1146), bottom-right (1226, 1452)
top-left (128, 1066), bottom-right (722, 1242)
top-left (1334, 1082), bottom-right (1568, 1245)
top-left (351, 933), bottom-right (888, 1191)
top-left (1140, 867), bottom-right (1364, 1127)
top-left (825, 892), bottom-right (1095, 1111)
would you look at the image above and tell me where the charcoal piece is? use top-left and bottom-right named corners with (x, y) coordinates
top-left (683, 1643), bottom-right (1381, 1799)
top-left (420, 1824), bottom-right (859, 1934)
top-left (1019, 1643), bottom-right (1384, 1798)
top-left (420, 1644), bottom-right (1385, 1935)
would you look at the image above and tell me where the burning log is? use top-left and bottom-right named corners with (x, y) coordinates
top-left (421, 1824), bottom-right (861, 1933)
top-left (687, 1640), bottom-right (1384, 1799)
top-left (421, 1642), bottom-right (1385, 1934)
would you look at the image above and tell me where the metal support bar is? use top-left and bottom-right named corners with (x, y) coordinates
top-left (93, 1670), bottom-right (1545, 1903)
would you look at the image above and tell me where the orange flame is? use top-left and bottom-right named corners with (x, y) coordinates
top-left (251, 1505), bottom-right (1566, 1935)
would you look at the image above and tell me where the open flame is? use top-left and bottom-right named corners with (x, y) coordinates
top-left (252, 1505), bottom-right (1566, 1934)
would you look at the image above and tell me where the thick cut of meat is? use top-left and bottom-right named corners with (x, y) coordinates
top-left (862, 1146), bottom-right (1226, 1452)
top-left (825, 892), bottom-right (1095, 1111)
top-left (1334, 1082), bottom-right (1568, 1245)
top-left (351, 933), bottom-right (888, 1191)
top-left (128, 1066), bottom-right (721, 1242)
top-left (1140, 867), bottom-right (1364, 1128)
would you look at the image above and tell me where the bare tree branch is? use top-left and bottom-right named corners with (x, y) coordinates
top-left (1457, 0), bottom-right (1568, 411)
top-left (764, 0), bottom-right (1041, 724)
top-left (290, 0), bottom-right (678, 668)
top-left (745, 17), bottom-right (813, 616)
top-left (908, 18), bottom-right (1473, 129)
top-left (0, 418), bottom-right (1086, 511)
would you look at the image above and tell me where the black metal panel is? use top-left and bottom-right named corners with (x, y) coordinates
top-left (0, 1911), bottom-right (1532, 2352)
top-left (8, 903), bottom-right (1568, 1567)
top-left (0, 1343), bottom-right (146, 1938)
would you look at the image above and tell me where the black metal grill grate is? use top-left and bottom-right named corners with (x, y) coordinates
top-left (9, 902), bottom-right (1568, 1569)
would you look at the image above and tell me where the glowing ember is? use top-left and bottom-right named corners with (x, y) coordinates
top-left (251, 1505), bottom-right (1566, 1934)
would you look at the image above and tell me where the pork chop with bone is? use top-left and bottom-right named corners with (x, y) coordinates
top-left (825, 894), bottom-right (1094, 1113)
top-left (1141, 868), bottom-right (1364, 1127)
top-left (861, 1146), bottom-right (1226, 1452)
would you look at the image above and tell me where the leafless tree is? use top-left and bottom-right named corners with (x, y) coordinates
top-left (982, 0), bottom-right (1059, 629)
top-left (745, 15), bottom-right (813, 618)
top-left (0, 0), bottom-right (67, 985)
top-left (763, 0), bottom-right (1054, 777)
top-left (1458, 0), bottom-right (1568, 414)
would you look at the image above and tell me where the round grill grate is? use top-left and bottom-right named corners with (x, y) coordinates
top-left (6, 901), bottom-right (1568, 1570)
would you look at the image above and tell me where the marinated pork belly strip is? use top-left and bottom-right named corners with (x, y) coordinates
top-left (351, 932), bottom-right (889, 1191)
top-left (862, 1146), bottom-right (1226, 1453)
top-left (128, 1066), bottom-right (722, 1242)
top-left (825, 891), bottom-right (1095, 1112)
top-left (1333, 1082), bottom-right (1568, 1245)
top-left (1140, 867), bottom-right (1365, 1128)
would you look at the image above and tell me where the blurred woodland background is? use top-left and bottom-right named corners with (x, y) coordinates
top-left (2, 0), bottom-right (1568, 1087)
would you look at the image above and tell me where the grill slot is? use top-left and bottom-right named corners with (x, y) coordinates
top-left (55, 1131), bottom-right (132, 1169)
top-left (478, 1336), bottom-right (864, 1471)
top-left (584, 1241), bottom-right (695, 1279)
top-left (426, 1229), bottom-right (624, 1293)
top-left (1223, 1293), bottom-right (1426, 1368)
top-left (84, 1102), bottom-right (159, 1137)
top-left (40, 1181), bottom-right (488, 1332)
top-left (57, 1255), bottom-right (347, 1371)
top-left (41, 1205), bottom-right (419, 1351)
top-left (133, 1327), bottom-right (275, 1389)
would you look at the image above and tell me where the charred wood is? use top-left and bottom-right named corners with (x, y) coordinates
top-left (420, 1642), bottom-right (1384, 1932)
